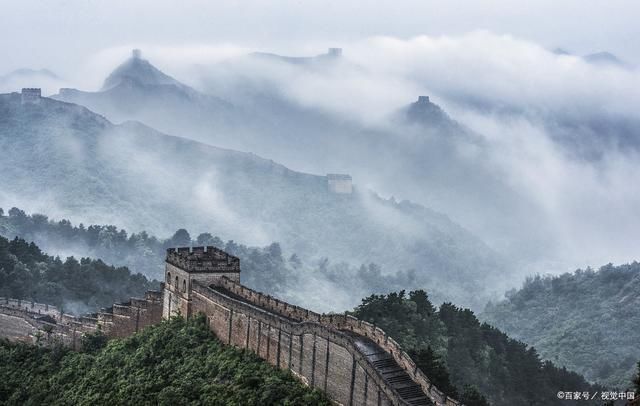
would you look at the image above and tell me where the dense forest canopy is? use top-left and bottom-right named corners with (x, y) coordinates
top-left (481, 263), bottom-right (640, 389)
top-left (0, 316), bottom-right (329, 405)
top-left (0, 234), bottom-right (155, 313)
top-left (351, 290), bottom-right (604, 406)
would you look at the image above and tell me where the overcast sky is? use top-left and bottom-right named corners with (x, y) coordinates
top-left (1, 0), bottom-right (638, 75)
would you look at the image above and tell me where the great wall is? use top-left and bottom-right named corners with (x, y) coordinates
top-left (0, 246), bottom-right (463, 406)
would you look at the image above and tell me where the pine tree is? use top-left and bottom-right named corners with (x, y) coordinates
top-left (409, 346), bottom-right (458, 399)
top-left (460, 385), bottom-right (490, 406)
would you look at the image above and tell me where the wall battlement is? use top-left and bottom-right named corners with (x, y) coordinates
top-left (203, 277), bottom-right (459, 405)
top-left (0, 289), bottom-right (163, 346)
top-left (327, 173), bottom-right (353, 194)
top-left (21, 88), bottom-right (41, 104)
top-left (0, 246), bottom-right (461, 406)
top-left (166, 246), bottom-right (240, 273)
top-left (328, 48), bottom-right (343, 57)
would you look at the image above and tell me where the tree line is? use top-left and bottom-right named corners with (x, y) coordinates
top-left (0, 315), bottom-right (330, 405)
top-left (0, 235), bottom-right (155, 313)
top-left (351, 290), bottom-right (613, 406)
top-left (482, 263), bottom-right (640, 389)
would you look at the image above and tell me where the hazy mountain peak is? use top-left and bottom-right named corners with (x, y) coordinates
top-left (405, 95), bottom-right (451, 124)
top-left (552, 47), bottom-right (571, 56)
top-left (5, 68), bottom-right (60, 80)
top-left (554, 48), bottom-right (627, 67)
top-left (583, 51), bottom-right (625, 67)
top-left (102, 49), bottom-right (181, 90)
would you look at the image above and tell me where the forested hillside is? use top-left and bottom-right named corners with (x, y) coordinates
top-left (0, 234), bottom-right (155, 313)
top-left (0, 316), bottom-right (329, 405)
top-left (351, 290), bottom-right (603, 406)
top-left (0, 207), bottom-right (418, 312)
top-left (481, 264), bottom-right (640, 389)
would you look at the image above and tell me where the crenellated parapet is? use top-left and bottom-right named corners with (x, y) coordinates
top-left (97, 289), bottom-right (164, 337)
top-left (190, 281), bottom-right (434, 405)
top-left (195, 276), bottom-right (462, 405)
top-left (166, 246), bottom-right (240, 273)
top-left (0, 244), bottom-right (463, 406)
top-left (0, 297), bottom-right (99, 348)
top-left (0, 289), bottom-right (163, 346)
top-left (21, 88), bottom-right (41, 104)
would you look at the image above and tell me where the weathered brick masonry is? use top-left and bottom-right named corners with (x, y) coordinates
top-left (163, 246), bottom-right (462, 406)
top-left (0, 246), bottom-right (462, 406)
top-left (0, 290), bottom-right (163, 348)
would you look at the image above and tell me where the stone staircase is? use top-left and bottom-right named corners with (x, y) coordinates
top-left (350, 332), bottom-right (433, 405)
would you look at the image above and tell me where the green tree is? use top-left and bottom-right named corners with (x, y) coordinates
top-left (409, 346), bottom-right (458, 398)
top-left (80, 330), bottom-right (108, 353)
top-left (352, 290), bottom-right (601, 406)
top-left (0, 235), bottom-right (155, 313)
top-left (196, 232), bottom-right (215, 245)
top-left (0, 316), bottom-right (330, 405)
top-left (460, 385), bottom-right (490, 406)
top-left (166, 228), bottom-right (191, 248)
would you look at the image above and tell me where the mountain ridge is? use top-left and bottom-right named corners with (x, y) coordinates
top-left (52, 50), bottom-right (548, 266)
top-left (481, 262), bottom-right (640, 388)
top-left (102, 50), bottom-right (182, 90)
top-left (0, 91), bottom-right (508, 310)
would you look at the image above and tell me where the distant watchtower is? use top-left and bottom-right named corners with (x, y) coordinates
top-left (417, 95), bottom-right (430, 104)
top-left (328, 48), bottom-right (343, 58)
top-left (163, 246), bottom-right (240, 318)
top-left (327, 173), bottom-right (353, 194)
top-left (21, 88), bottom-right (41, 104)
top-left (132, 49), bottom-right (142, 59)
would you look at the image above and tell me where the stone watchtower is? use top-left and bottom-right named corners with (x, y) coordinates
top-left (163, 246), bottom-right (240, 318)
top-left (21, 88), bottom-right (42, 104)
top-left (327, 47), bottom-right (342, 57)
top-left (327, 173), bottom-right (353, 194)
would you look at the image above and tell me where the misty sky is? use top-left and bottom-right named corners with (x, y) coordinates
top-left (2, 0), bottom-right (640, 273)
top-left (2, 0), bottom-right (639, 74)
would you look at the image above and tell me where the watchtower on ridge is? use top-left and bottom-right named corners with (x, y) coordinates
top-left (21, 88), bottom-right (41, 104)
top-left (163, 246), bottom-right (240, 318)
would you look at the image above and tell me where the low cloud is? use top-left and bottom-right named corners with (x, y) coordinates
top-left (25, 31), bottom-right (640, 281)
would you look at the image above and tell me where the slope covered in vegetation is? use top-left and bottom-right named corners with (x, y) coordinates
top-left (482, 263), bottom-right (640, 389)
top-left (351, 290), bottom-right (603, 406)
top-left (0, 207), bottom-right (427, 312)
top-left (0, 316), bottom-right (329, 405)
top-left (0, 234), bottom-right (155, 313)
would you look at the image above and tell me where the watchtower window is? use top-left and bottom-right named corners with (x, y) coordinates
top-left (182, 280), bottom-right (187, 293)
top-left (175, 276), bottom-right (179, 289)
top-left (167, 272), bottom-right (171, 283)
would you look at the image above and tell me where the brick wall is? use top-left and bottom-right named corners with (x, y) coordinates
top-left (0, 255), bottom-right (461, 406)
top-left (205, 277), bottom-right (461, 406)
top-left (188, 280), bottom-right (433, 405)
top-left (0, 290), bottom-right (163, 347)
top-left (101, 291), bottom-right (163, 338)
